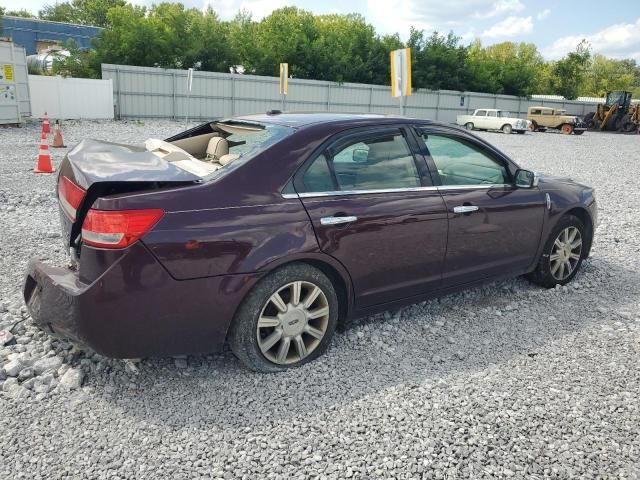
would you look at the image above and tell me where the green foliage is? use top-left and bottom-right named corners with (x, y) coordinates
top-left (25, 2), bottom-right (640, 100)
top-left (583, 54), bottom-right (638, 97)
top-left (92, 3), bottom-right (237, 71)
top-left (52, 40), bottom-right (100, 78)
top-left (466, 41), bottom-right (544, 97)
top-left (39, 0), bottom-right (126, 27)
top-left (548, 40), bottom-right (591, 100)
top-left (408, 30), bottom-right (469, 91)
top-left (4, 9), bottom-right (37, 18)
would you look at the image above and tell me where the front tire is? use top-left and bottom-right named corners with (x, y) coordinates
top-left (228, 263), bottom-right (339, 372)
top-left (560, 123), bottom-right (573, 134)
top-left (502, 124), bottom-right (512, 134)
top-left (465, 122), bottom-right (474, 131)
top-left (527, 215), bottom-right (587, 288)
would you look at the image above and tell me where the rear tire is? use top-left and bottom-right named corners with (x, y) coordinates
top-left (465, 122), bottom-right (474, 131)
top-left (526, 215), bottom-right (587, 288)
top-left (502, 124), bottom-right (512, 134)
top-left (529, 120), bottom-right (538, 132)
top-left (573, 130), bottom-right (585, 135)
top-left (228, 263), bottom-right (339, 372)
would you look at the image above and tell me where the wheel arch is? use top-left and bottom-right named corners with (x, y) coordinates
top-left (563, 206), bottom-right (594, 257)
top-left (256, 253), bottom-right (354, 325)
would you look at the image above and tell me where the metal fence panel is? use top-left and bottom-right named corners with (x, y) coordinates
top-left (102, 63), bottom-right (602, 124)
top-left (29, 75), bottom-right (113, 119)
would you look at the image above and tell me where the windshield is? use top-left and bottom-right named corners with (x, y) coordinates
top-left (606, 92), bottom-right (625, 106)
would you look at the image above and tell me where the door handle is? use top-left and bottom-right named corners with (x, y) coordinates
top-left (320, 216), bottom-right (358, 226)
top-left (453, 205), bottom-right (479, 214)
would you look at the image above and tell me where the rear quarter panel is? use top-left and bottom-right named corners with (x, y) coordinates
top-left (91, 121), bottom-right (374, 281)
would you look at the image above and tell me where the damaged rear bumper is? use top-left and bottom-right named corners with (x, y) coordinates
top-left (23, 242), bottom-right (262, 358)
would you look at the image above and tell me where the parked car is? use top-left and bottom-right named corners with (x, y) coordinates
top-left (527, 106), bottom-right (587, 135)
top-left (456, 109), bottom-right (530, 134)
top-left (24, 113), bottom-right (597, 372)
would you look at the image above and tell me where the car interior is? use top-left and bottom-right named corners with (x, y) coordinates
top-left (331, 136), bottom-right (421, 190)
top-left (423, 134), bottom-right (509, 186)
top-left (145, 122), bottom-right (264, 177)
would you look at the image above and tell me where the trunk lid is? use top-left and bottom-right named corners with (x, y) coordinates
top-left (57, 139), bottom-right (201, 250)
top-left (65, 139), bottom-right (202, 189)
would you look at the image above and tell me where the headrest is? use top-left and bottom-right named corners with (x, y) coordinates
top-left (206, 137), bottom-right (229, 161)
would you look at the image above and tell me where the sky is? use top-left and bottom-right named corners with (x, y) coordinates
top-left (3, 0), bottom-right (640, 62)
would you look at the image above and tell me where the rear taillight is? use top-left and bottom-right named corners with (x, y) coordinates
top-left (59, 176), bottom-right (86, 221)
top-left (81, 209), bottom-right (164, 249)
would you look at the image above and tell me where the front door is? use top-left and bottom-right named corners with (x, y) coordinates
top-left (294, 127), bottom-right (448, 308)
top-left (417, 128), bottom-right (546, 287)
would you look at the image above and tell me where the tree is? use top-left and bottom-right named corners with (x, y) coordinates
top-left (583, 54), bottom-right (638, 96)
top-left (408, 30), bottom-right (469, 91)
top-left (465, 41), bottom-right (543, 96)
top-left (39, 0), bottom-right (126, 27)
top-left (39, 3), bottom-right (78, 23)
top-left (187, 8), bottom-right (237, 73)
top-left (548, 40), bottom-right (591, 99)
top-left (4, 9), bottom-right (37, 17)
top-left (52, 40), bottom-right (99, 78)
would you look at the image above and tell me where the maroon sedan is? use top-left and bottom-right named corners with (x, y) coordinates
top-left (24, 113), bottom-right (597, 372)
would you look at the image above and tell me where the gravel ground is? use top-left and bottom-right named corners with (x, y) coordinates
top-left (1, 121), bottom-right (639, 479)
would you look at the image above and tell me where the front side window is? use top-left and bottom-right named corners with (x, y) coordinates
top-left (302, 132), bottom-right (420, 193)
top-left (422, 134), bottom-right (509, 186)
top-left (475, 110), bottom-right (487, 116)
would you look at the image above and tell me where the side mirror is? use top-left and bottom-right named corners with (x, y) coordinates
top-left (352, 148), bottom-right (368, 163)
top-left (514, 169), bottom-right (538, 188)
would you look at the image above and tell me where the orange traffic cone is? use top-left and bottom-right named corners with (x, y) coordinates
top-left (52, 120), bottom-right (66, 148)
top-left (42, 112), bottom-right (51, 135)
top-left (34, 132), bottom-right (55, 174)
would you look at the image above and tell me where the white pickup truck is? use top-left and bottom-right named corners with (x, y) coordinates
top-left (456, 109), bottom-right (530, 134)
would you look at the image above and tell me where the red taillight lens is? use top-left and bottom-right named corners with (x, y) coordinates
top-left (59, 176), bottom-right (86, 221)
top-left (81, 209), bottom-right (164, 249)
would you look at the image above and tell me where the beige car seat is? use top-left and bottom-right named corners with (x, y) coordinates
top-left (206, 137), bottom-right (229, 162)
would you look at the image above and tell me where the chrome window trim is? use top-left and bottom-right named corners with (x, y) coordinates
top-left (437, 183), bottom-right (511, 191)
top-left (282, 184), bottom-right (512, 199)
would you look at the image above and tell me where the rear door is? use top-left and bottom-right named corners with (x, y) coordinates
top-left (415, 126), bottom-right (545, 287)
top-left (294, 126), bottom-right (448, 308)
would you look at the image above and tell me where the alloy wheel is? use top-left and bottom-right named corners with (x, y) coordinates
top-left (549, 226), bottom-right (582, 281)
top-left (256, 281), bottom-right (330, 365)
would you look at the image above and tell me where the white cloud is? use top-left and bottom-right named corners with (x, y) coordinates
top-left (543, 17), bottom-right (640, 61)
top-left (481, 16), bottom-right (533, 38)
top-left (202, 0), bottom-right (288, 20)
top-left (365, 0), bottom-right (525, 36)
top-left (536, 8), bottom-right (550, 21)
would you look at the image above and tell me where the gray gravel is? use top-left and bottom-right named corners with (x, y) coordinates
top-left (1, 121), bottom-right (639, 479)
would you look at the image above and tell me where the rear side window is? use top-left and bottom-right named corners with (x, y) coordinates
top-left (302, 133), bottom-right (420, 193)
top-left (423, 134), bottom-right (509, 186)
top-left (303, 154), bottom-right (335, 192)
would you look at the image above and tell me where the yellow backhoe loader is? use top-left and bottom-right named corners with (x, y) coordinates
top-left (584, 91), bottom-right (640, 133)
